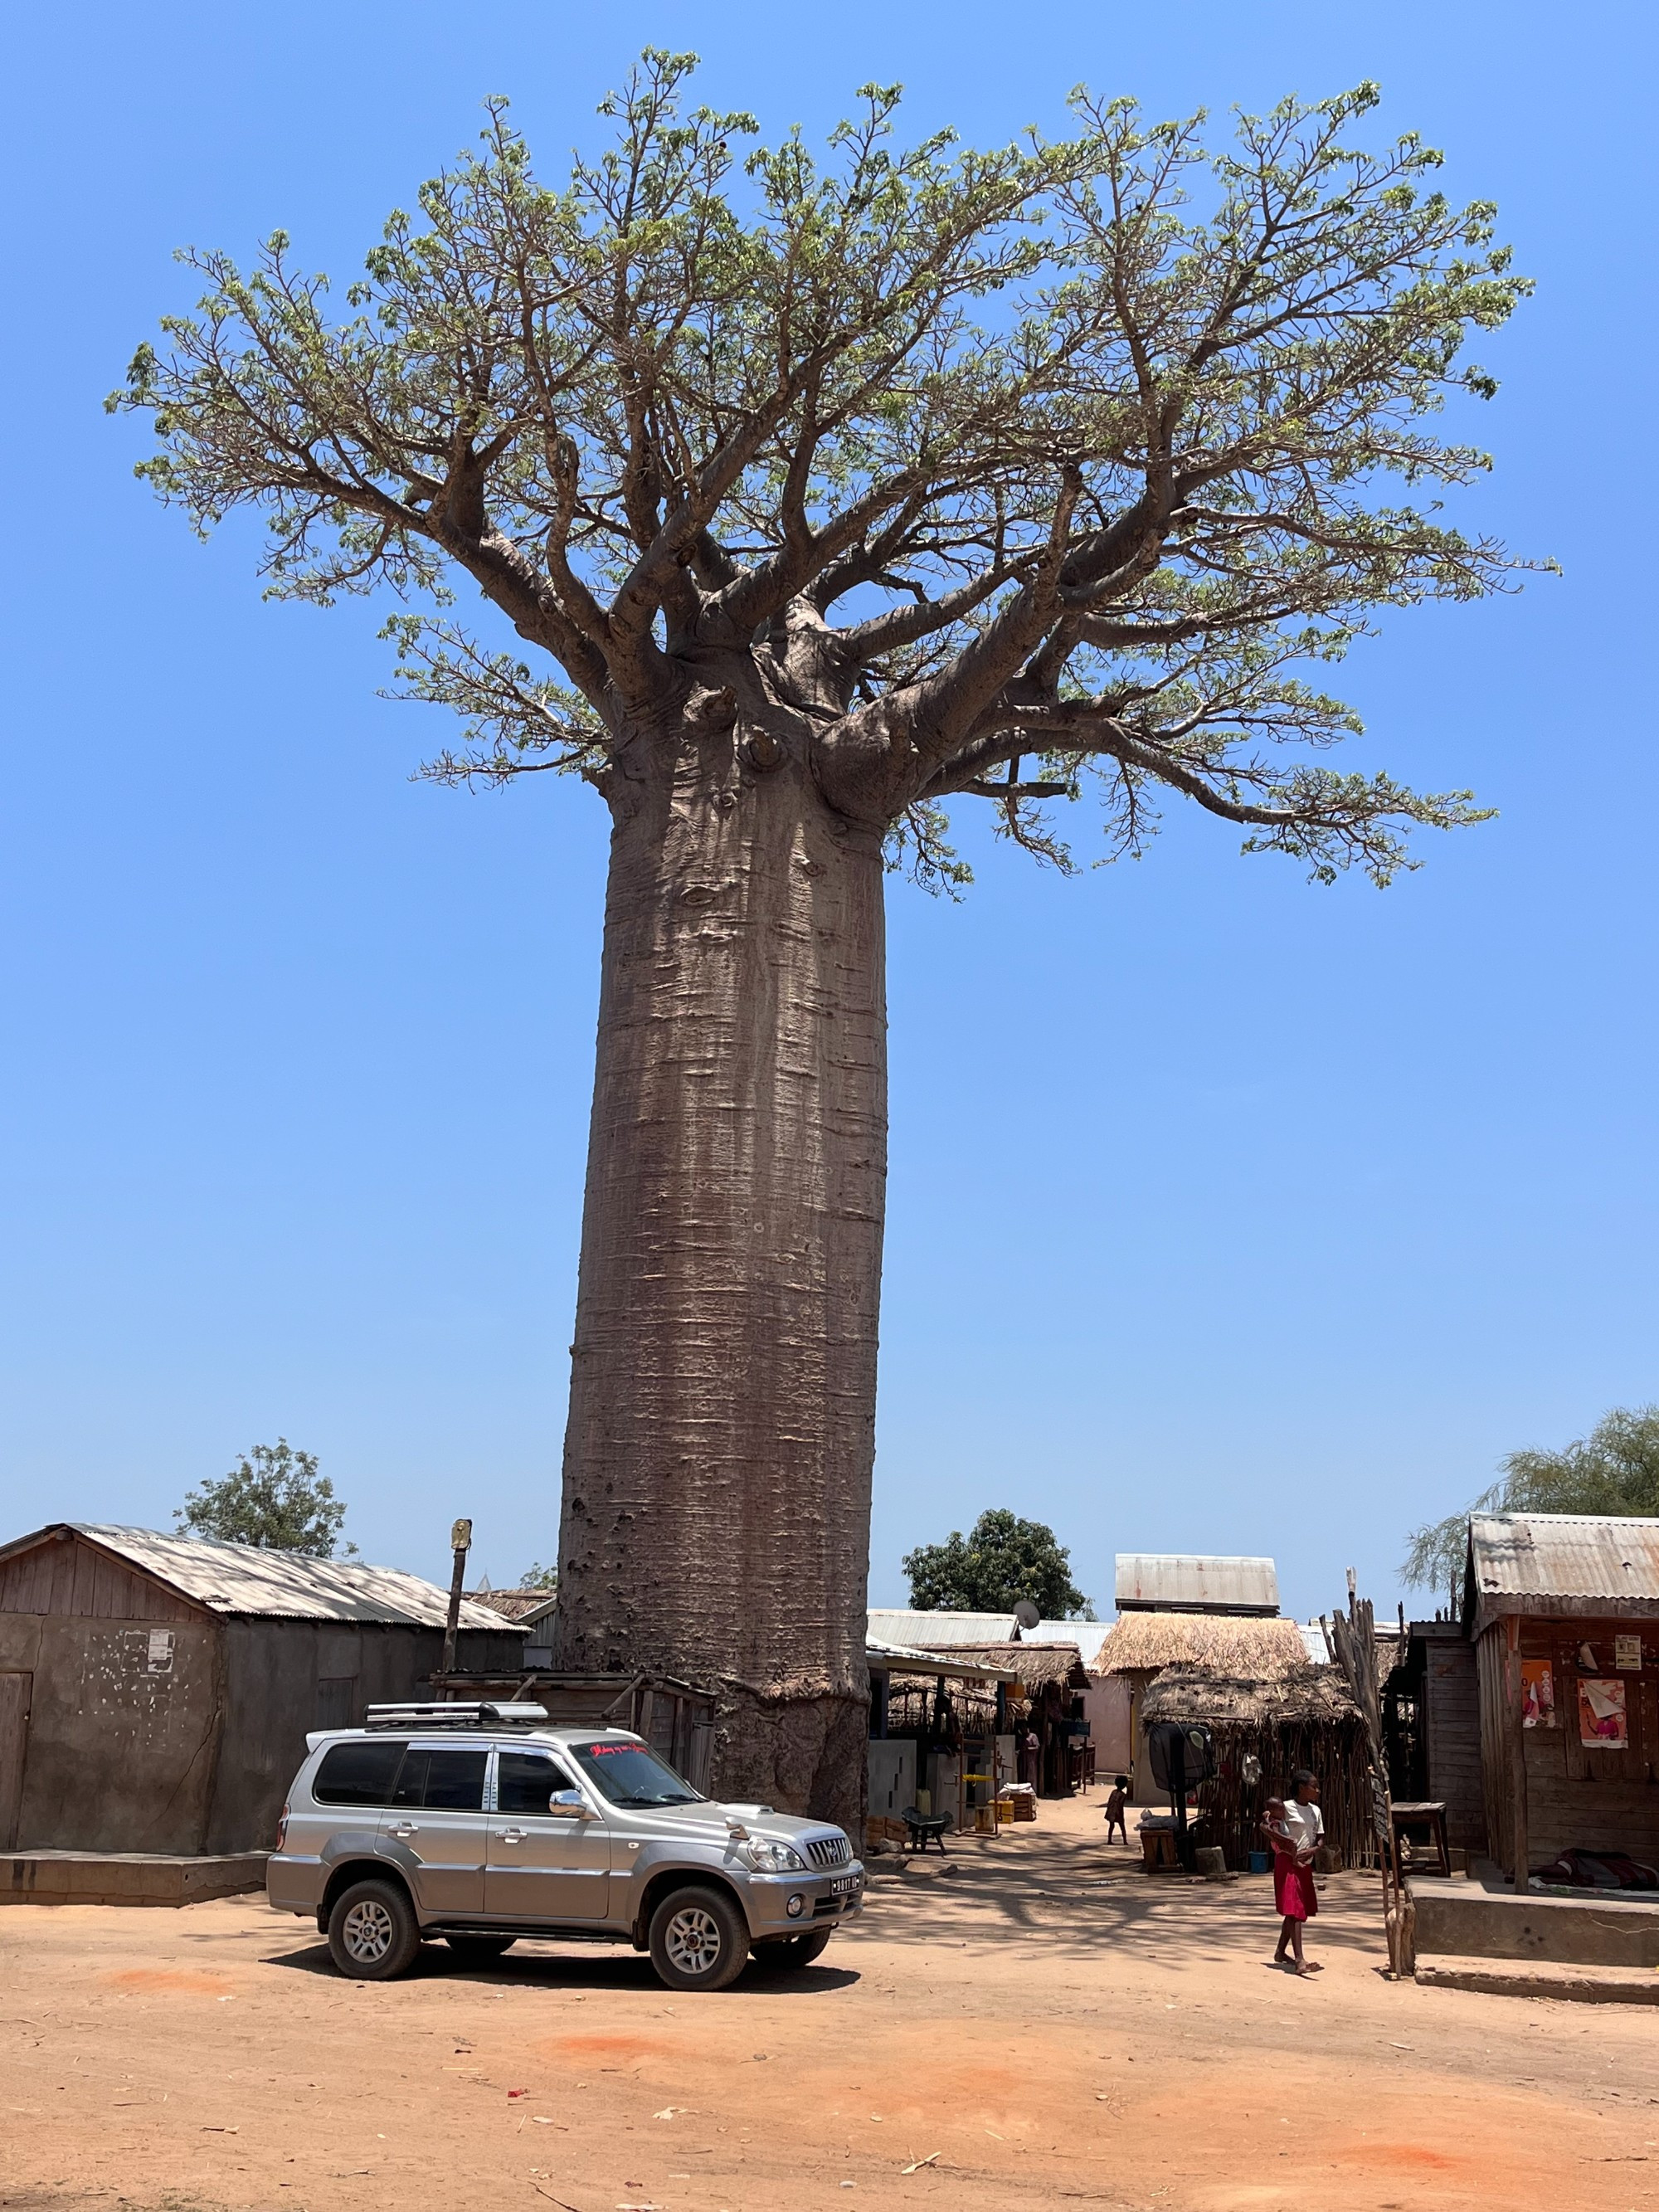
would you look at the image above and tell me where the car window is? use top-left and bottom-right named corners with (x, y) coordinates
top-left (313, 1739), bottom-right (406, 1806)
top-left (391, 1747), bottom-right (489, 1811)
top-left (496, 1749), bottom-right (576, 1816)
top-left (567, 1740), bottom-right (703, 1807)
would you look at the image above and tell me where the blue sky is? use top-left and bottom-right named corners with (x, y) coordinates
top-left (2, 2), bottom-right (1654, 1623)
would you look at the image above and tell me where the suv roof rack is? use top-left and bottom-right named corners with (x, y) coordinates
top-left (363, 1701), bottom-right (550, 1730)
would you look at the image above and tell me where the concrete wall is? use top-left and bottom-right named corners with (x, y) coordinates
top-left (1089, 1674), bottom-right (1132, 1778)
top-left (866, 1739), bottom-right (917, 1823)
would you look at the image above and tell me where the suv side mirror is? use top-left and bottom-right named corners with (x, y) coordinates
top-left (550, 1788), bottom-right (594, 1818)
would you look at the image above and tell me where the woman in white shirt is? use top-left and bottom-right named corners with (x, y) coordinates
top-left (1264, 1768), bottom-right (1324, 1975)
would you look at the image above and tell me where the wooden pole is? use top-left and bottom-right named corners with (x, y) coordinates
top-left (441, 1516), bottom-right (472, 1682)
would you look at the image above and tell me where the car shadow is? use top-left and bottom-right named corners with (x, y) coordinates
top-left (262, 1941), bottom-right (860, 1994)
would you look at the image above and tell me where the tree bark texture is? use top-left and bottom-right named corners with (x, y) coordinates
top-left (550, 683), bottom-right (885, 1830)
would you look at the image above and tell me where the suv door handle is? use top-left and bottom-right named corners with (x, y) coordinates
top-left (496, 1827), bottom-right (527, 1843)
top-left (387, 1822), bottom-right (420, 1838)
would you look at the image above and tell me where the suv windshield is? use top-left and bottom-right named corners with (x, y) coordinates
top-left (568, 1740), bottom-right (704, 1807)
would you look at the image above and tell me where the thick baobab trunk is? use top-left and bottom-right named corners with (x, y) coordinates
top-left (550, 682), bottom-right (886, 1830)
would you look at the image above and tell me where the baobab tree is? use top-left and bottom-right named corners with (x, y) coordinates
top-left (117, 56), bottom-right (1528, 1825)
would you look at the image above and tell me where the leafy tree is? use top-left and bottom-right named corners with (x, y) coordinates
top-left (904, 1508), bottom-right (1091, 1618)
top-left (117, 55), bottom-right (1530, 1823)
top-left (519, 1561), bottom-right (559, 1589)
top-left (176, 1439), bottom-right (358, 1557)
top-left (1403, 1405), bottom-right (1659, 1614)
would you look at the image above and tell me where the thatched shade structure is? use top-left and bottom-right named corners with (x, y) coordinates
top-left (1095, 1610), bottom-right (1309, 1803)
top-left (1140, 1663), bottom-right (1379, 1869)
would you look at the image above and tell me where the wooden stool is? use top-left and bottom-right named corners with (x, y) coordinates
top-left (1389, 1800), bottom-right (1451, 1878)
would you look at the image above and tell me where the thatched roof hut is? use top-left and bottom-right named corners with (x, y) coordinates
top-left (1139, 1661), bottom-right (1378, 1869)
top-left (1097, 1610), bottom-right (1308, 1678)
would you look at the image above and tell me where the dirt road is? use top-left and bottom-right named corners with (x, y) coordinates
top-left (2, 1790), bottom-right (1655, 2212)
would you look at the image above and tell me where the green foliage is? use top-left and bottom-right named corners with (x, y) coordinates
top-left (519, 1560), bottom-right (559, 1589)
top-left (114, 54), bottom-right (1541, 887)
top-left (903, 1507), bottom-right (1092, 1618)
top-left (1402, 1405), bottom-right (1659, 1610)
top-left (176, 1439), bottom-right (358, 1557)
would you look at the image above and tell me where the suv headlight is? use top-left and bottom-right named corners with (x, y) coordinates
top-left (742, 1837), bottom-right (807, 1873)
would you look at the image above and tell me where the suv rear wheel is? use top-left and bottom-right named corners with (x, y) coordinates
top-left (647, 1884), bottom-right (750, 1992)
top-left (752, 1927), bottom-right (834, 1971)
top-left (326, 1878), bottom-right (421, 1981)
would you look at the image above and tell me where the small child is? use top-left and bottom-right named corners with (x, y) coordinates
top-left (1262, 1795), bottom-right (1296, 1850)
top-left (1264, 1771), bottom-right (1323, 1975)
top-left (1104, 1774), bottom-right (1129, 1844)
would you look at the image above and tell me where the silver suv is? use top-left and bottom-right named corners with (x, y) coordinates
top-left (266, 1703), bottom-right (864, 1992)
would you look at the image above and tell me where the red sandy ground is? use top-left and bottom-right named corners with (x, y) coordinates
top-left (2, 1788), bottom-right (1656, 2212)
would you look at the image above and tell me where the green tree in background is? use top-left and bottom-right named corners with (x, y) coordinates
top-left (903, 1507), bottom-right (1092, 1618)
top-left (1403, 1404), bottom-right (1659, 1613)
top-left (176, 1439), bottom-right (358, 1557)
top-left (519, 1561), bottom-right (559, 1589)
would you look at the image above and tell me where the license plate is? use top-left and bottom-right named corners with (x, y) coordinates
top-left (830, 1873), bottom-right (860, 1896)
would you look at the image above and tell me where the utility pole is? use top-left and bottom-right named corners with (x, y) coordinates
top-left (441, 1518), bottom-right (472, 1680)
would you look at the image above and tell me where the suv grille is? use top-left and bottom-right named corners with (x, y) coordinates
top-left (805, 1834), bottom-right (850, 1869)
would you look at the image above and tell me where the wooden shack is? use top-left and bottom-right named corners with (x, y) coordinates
top-left (952, 1641), bottom-right (1090, 1795)
top-left (0, 1523), bottom-right (526, 1858)
top-left (1467, 1513), bottom-right (1659, 1885)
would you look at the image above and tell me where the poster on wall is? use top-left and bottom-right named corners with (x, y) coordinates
top-left (1520, 1659), bottom-right (1556, 1727)
top-left (1577, 1676), bottom-right (1628, 1748)
top-left (1614, 1635), bottom-right (1643, 1671)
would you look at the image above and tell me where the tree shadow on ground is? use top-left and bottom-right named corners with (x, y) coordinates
top-left (856, 1825), bottom-right (1388, 1971)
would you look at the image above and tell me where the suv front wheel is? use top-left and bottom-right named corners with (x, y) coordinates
top-left (648, 1884), bottom-right (750, 1992)
top-left (326, 1877), bottom-right (421, 1981)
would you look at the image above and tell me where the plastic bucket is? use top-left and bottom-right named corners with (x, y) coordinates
top-left (1248, 1849), bottom-right (1271, 1875)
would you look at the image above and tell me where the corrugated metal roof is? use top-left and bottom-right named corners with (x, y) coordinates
top-left (1114, 1554), bottom-right (1280, 1615)
top-left (1468, 1514), bottom-right (1659, 1627)
top-left (31, 1524), bottom-right (524, 1630)
top-left (1020, 1618), bottom-right (1115, 1672)
top-left (868, 1608), bottom-right (1019, 1647)
top-left (866, 1638), bottom-right (1022, 1683)
top-left (868, 1609), bottom-right (1111, 1667)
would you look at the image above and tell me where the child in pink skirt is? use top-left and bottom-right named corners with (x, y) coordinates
top-left (1264, 1770), bottom-right (1323, 1976)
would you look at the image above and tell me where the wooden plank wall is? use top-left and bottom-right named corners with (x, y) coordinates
top-left (1479, 1613), bottom-right (1659, 1874)
top-left (1518, 1614), bottom-right (1659, 1867)
top-left (1423, 1634), bottom-right (1486, 1851)
top-left (0, 1537), bottom-right (200, 1623)
top-left (1476, 1627), bottom-right (1513, 1872)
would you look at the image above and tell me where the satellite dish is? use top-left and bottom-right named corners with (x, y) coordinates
top-left (1012, 1600), bottom-right (1041, 1632)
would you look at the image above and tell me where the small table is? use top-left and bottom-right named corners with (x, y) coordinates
top-left (1389, 1800), bottom-right (1451, 1878)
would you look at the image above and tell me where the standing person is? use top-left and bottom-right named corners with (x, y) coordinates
top-left (1266, 1770), bottom-right (1323, 1976)
top-left (1104, 1775), bottom-right (1130, 1844)
top-left (1019, 1727), bottom-right (1041, 1793)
